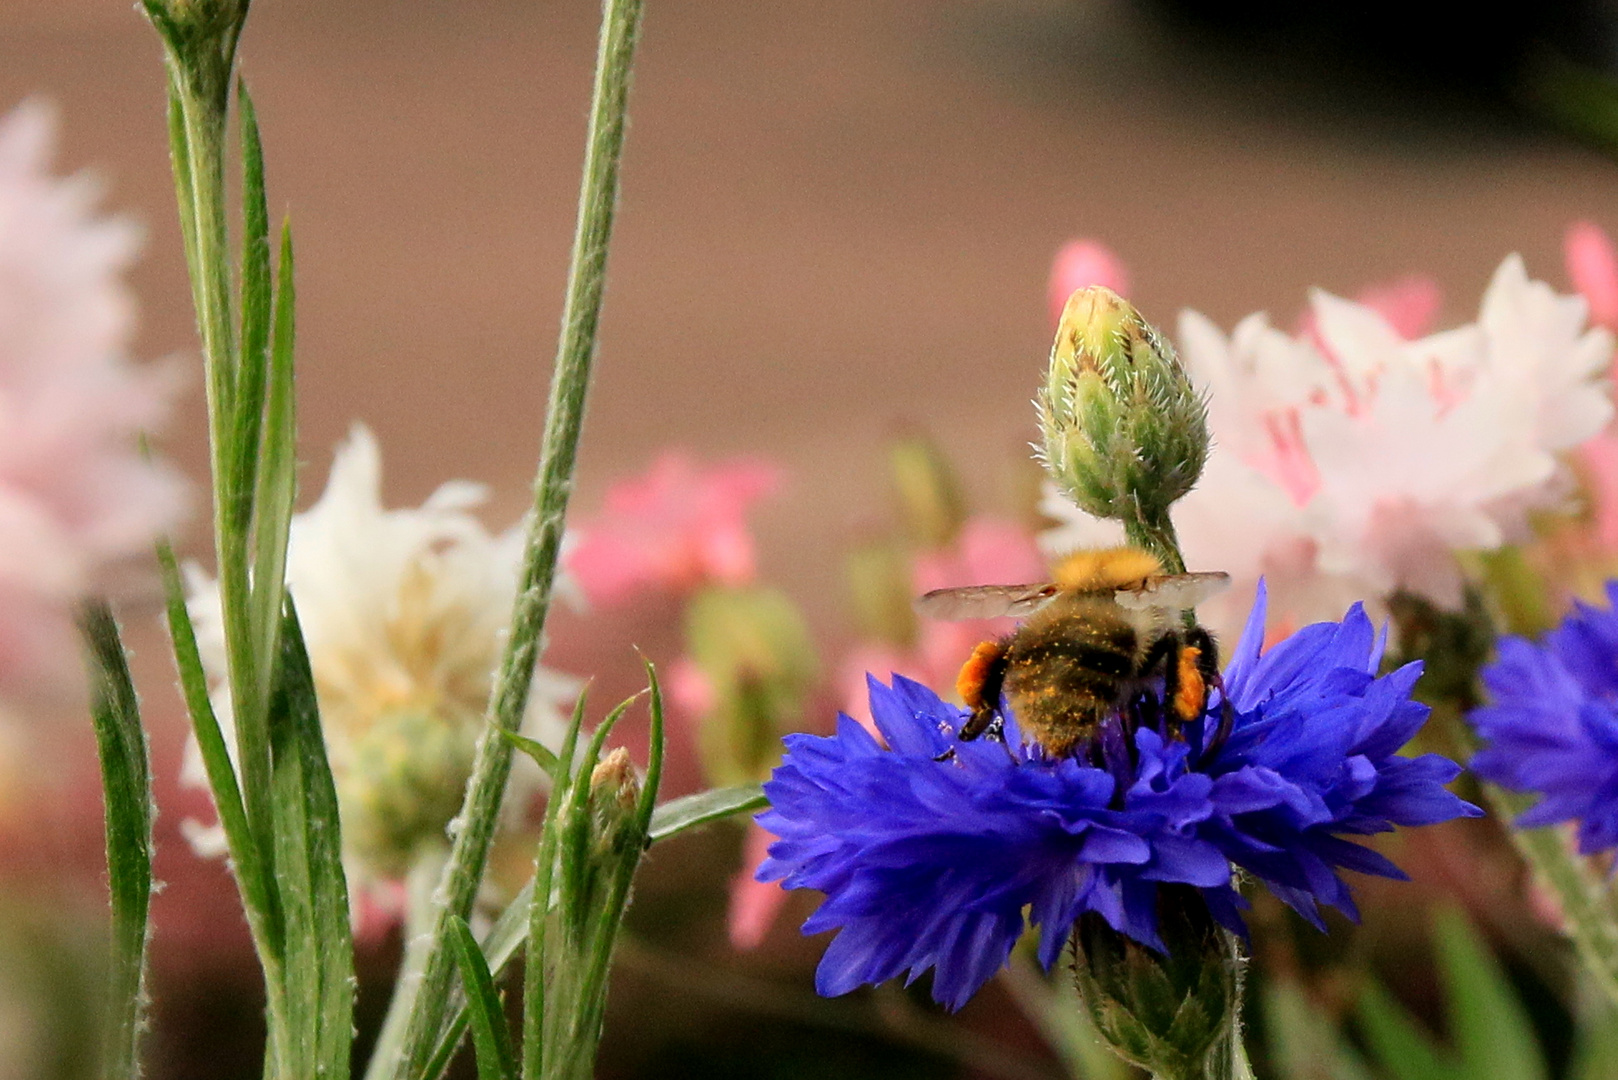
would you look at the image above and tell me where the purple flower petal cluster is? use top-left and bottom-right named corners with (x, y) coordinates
top-left (757, 584), bottom-right (1480, 1009)
top-left (1471, 581), bottom-right (1618, 854)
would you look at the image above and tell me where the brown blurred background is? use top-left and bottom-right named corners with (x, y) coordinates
top-left (1, 0), bottom-right (1615, 1076)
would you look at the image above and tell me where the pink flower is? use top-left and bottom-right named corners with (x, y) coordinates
top-left (1297, 274), bottom-right (1443, 356)
top-left (728, 822), bottom-right (788, 951)
top-left (1566, 220), bottom-right (1618, 334)
top-left (0, 101), bottom-right (183, 711)
top-left (1580, 428), bottom-right (1618, 549)
top-left (1048, 240), bottom-right (1130, 327)
top-left (1354, 275), bottom-right (1443, 340)
top-left (565, 452), bottom-right (780, 606)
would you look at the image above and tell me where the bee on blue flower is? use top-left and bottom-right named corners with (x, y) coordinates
top-left (755, 582), bottom-right (1481, 1010)
top-left (1471, 582), bottom-right (1618, 855)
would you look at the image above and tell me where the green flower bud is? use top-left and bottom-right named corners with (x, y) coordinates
top-left (1071, 888), bottom-right (1240, 1080)
top-left (1039, 287), bottom-right (1209, 533)
top-left (845, 540), bottom-right (919, 648)
top-left (889, 434), bottom-right (967, 550)
top-left (684, 585), bottom-right (819, 786)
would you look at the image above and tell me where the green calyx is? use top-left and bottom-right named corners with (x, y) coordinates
top-left (1039, 287), bottom-right (1209, 537)
top-left (1072, 889), bottom-right (1241, 1080)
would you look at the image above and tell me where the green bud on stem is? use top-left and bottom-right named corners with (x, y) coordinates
top-left (1039, 287), bottom-right (1209, 573)
top-left (888, 433), bottom-right (967, 551)
top-left (1072, 888), bottom-right (1243, 1080)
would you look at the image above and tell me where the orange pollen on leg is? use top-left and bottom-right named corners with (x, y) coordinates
top-left (956, 641), bottom-right (1004, 710)
top-left (1173, 647), bottom-right (1206, 721)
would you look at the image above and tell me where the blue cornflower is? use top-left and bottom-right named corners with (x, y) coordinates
top-left (757, 584), bottom-right (1480, 1009)
top-left (1471, 581), bottom-right (1618, 854)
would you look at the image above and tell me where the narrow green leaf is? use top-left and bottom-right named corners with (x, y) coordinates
top-left (163, 82), bottom-right (201, 306)
top-left (1571, 1001), bottom-right (1618, 1080)
top-left (267, 599), bottom-right (354, 1079)
top-left (496, 729), bottom-right (558, 777)
top-left (249, 220), bottom-right (297, 719)
top-left (647, 784), bottom-right (766, 844)
top-left (1434, 907), bottom-right (1548, 1080)
top-left (449, 917), bottom-right (518, 1080)
top-left (231, 81), bottom-right (272, 541)
top-left (80, 601), bottom-right (153, 1080)
top-left (421, 879), bottom-right (534, 1080)
top-left (156, 541), bottom-right (277, 952)
top-left (1356, 980), bottom-right (1456, 1080)
top-left (635, 658), bottom-right (664, 836)
top-left (1260, 981), bottom-right (1376, 1080)
top-left (420, 1015), bottom-right (471, 1080)
top-left (521, 693), bottom-right (588, 1080)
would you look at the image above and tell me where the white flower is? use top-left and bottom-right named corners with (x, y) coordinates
top-left (1042, 255), bottom-right (1614, 641)
top-left (0, 100), bottom-right (184, 714)
top-left (183, 425), bottom-right (578, 890)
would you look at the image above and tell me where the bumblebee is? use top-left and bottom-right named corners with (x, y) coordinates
top-left (914, 547), bottom-right (1230, 759)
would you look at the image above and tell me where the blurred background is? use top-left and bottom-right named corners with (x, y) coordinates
top-left (4, 0), bottom-right (1618, 1076)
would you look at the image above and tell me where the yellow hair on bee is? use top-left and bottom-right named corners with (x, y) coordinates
top-left (1051, 546), bottom-right (1163, 592)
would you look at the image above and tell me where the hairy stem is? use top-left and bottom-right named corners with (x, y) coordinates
top-left (374, 0), bottom-right (647, 1074)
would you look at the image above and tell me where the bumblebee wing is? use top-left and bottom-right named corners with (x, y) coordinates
top-left (914, 583), bottom-right (1060, 621)
top-left (1114, 571), bottom-right (1231, 612)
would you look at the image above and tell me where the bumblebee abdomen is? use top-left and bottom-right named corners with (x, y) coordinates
top-left (1004, 615), bottom-right (1138, 756)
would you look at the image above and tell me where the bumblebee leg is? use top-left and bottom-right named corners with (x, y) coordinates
top-left (938, 639), bottom-right (1009, 762)
top-left (938, 640), bottom-right (1013, 763)
top-left (1187, 627), bottom-right (1236, 764)
top-left (955, 639), bottom-right (1010, 742)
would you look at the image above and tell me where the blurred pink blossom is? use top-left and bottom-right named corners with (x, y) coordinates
top-left (0, 100), bottom-right (184, 711)
top-left (1581, 430), bottom-right (1618, 549)
top-left (728, 822), bottom-right (787, 951)
top-left (565, 452), bottom-right (780, 606)
top-left (1297, 274), bottom-right (1443, 354)
top-left (666, 655), bottom-right (718, 726)
top-left (1048, 240), bottom-right (1130, 327)
top-left (1566, 220), bottom-right (1618, 334)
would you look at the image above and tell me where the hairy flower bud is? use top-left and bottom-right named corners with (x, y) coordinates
top-left (1071, 889), bottom-right (1238, 1080)
top-left (587, 748), bottom-right (644, 861)
top-left (1039, 287), bottom-right (1209, 532)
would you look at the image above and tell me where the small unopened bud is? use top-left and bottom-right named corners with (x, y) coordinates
top-left (846, 540), bottom-right (918, 648)
top-left (1071, 888), bottom-right (1237, 1079)
top-left (1039, 287), bottom-right (1208, 528)
top-left (684, 586), bottom-right (819, 786)
top-left (588, 748), bottom-right (643, 859)
top-left (889, 435), bottom-right (966, 550)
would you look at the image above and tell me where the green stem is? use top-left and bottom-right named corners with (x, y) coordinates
top-left (1486, 785), bottom-right (1618, 1009)
top-left (378, 1), bottom-right (647, 1074)
top-left (1123, 506), bottom-right (1186, 576)
top-left (365, 848), bottom-right (451, 1079)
